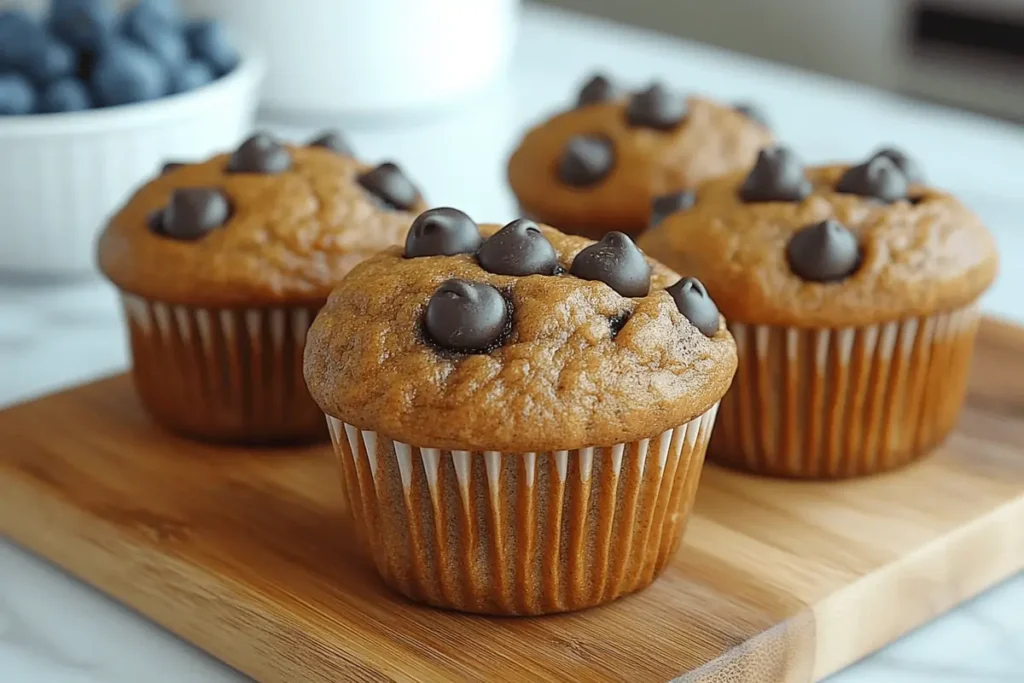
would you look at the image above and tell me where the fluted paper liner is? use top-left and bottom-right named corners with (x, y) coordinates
top-left (326, 403), bottom-right (720, 615)
top-left (710, 305), bottom-right (981, 478)
top-left (121, 294), bottom-right (325, 443)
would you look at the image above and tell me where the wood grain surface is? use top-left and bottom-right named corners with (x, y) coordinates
top-left (0, 317), bottom-right (1022, 683)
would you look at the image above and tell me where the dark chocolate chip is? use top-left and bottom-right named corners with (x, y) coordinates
top-left (226, 132), bottom-right (292, 174)
top-left (608, 312), bottom-right (630, 339)
top-left (424, 279), bottom-right (510, 353)
top-left (161, 161), bottom-right (186, 174)
top-left (836, 155), bottom-right (908, 203)
top-left (558, 134), bottom-right (615, 187)
top-left (733, 102), bottom-right (769, 128)
top-left (146, 209), bottom-right (164, 234)
top-left (786, 219), bottom-right (861, 282)
top-left (576, 73), bottom-right (619, 107)
top-left (477, 219), bottom-right (559, 276)
top-left (358, 162), bottom-right (421, 211)
top-left (650, 190), bottom-right (696, 228)
top-left (872, 147), bottom-right (924, 184)
top-left (739, 145), bottom-right (812, 203)
top-left (570, 231), bottom-right (651, 297)
top-left (666, 277), bottom-right (720, 337)
top-left (309, 130), bottom-right (353, 157)
top-left (405, 207), bottom-right (481, 258)
top-left (153, 188), bottom-right (231, 240)
top-left (626, 83), bottom-right (687, 131)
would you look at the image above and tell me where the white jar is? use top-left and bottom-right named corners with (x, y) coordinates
top-left (181, 0), bottom-right (521, 120)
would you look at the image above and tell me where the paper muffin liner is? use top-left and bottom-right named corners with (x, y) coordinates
top-left (710, 305), bottom-right (981, 479)
top-left (326, 403), bottom-right (720, 615)
top-left (121, 294), bottom-right (326, 443)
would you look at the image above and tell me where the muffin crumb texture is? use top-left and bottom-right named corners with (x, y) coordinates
top-left (508, 77), bottom-right (773, 236)
top-left (639, 161), bottom-right (998, 327)
top-left (305, 222), bottom-right (737, 452)
top-left (98, 141), bottom-right (427, 307)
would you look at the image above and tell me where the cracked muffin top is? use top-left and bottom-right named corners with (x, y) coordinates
top-left (303, 209), bottom-right (737, 452)
top-left (507, 72), bottom-right (774, 240)
top-left (638, 146), bottom-right (999, 327)
top-left (97, 130), bottom-right (428, 307)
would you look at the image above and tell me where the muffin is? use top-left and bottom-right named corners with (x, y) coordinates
top-left (97, 130), bottom-right (427, 443)
top-left (507, 72), bottom-right (774, 239)
top-left (639, 145), bottom-right (999, 478)
top-left (303, 209), bottom-right (737, 615)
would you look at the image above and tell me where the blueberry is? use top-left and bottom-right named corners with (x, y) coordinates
top-left (172, 59), bottom-right (213, 93)
top-left (23, 37), bottom-right (77, 85)
top-left (123, 7), bottom-right (188, 70)
top-left (91, 40), bottom-right (168, 106)
top-left (185, 20), bottom-right (238, 76)
top-left (39, 77), bottom-right (91, 112)
top-left (0, 73), bottom-right (37, 115)
top-left (0, 10), bottom-right (47, 70)
top-left (51, 0), bottom-right (117, 52)
top-left (135, 0), bottom-right (182, 26)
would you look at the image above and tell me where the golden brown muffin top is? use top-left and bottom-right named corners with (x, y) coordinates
top-left (97, 131), bottom-right (428, 307)
top-left (638, 147), bottom-right (999, 328)
top-left (304, 214), bottom-right (737, 452)
top-left (506, 74), bottom-right (774, 239)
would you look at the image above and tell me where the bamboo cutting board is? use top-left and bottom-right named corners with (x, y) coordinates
top-left (0, 317), bottom-right (1022, 683)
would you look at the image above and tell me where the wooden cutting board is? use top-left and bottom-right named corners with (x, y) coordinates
top-left (0, 317), bottom-right (1022, 683)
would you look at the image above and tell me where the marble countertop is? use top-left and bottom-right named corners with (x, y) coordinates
top-left (1, 4), bottom-right (1023, 681)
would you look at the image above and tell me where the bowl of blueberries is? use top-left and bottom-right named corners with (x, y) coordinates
top-left (0, 0), bottom-right (264, 276)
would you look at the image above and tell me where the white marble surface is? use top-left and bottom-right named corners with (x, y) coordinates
top-left (1, 4), bottom-right (1023, 681)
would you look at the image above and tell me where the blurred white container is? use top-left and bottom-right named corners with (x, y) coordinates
top-left (180, 0), bottom-right (520, 119)
top-left (0, 51), bottom-right (264, 277)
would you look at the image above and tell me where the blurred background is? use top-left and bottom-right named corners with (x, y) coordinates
top-left (537, 0), bottom-right (1024, 122)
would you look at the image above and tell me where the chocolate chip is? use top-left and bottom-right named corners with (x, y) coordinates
top-left (786, 219), bottom-right (861, 282)
top-left (576, 73), bottom-right (618, 107)
top-left (226, 132), bottom-right (293, 174)
top-left (477, 219), bottom-right (559, 276)
top-left (872, 147), bottom-right (924, 184)
top-left (666, 277), bottom-right (720, 337)
top-left (836, 155), bottom-right (908, 203)
top-left (309, 130), bottom-right (353, 157)
top-left (733, 102), bottom-right (769, 128)
top-left (608, 312), bottom-right (630, 339)
top-left (161, 161), bottom-right (186, 174)
top-left (153, 188), bottom-right (231, 240)
top-left (626, 83), bottom-right (687, 131)
top-left (424, 279), bottom-right (510, 353)
top-left (650, 190), bottom-right (696, 228)
top-left (405, 207), bottom-right (481, 258)
top-left (146, 210), bottom-right (164, 234)
top-left (358, 162), bottom-right (421, 212)
top-left (739, 145), bottom-right (812, 203)
top-left (570, 232), bottom-right (651, 297)
top-left (558, 134), bottom-right (615, 187)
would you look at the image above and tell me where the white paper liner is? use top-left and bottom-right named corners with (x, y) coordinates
top-left (710, 305), bottom-right (981, 478)
top-left (327, 402), bottom-right (720, 615)
top-left (121, 294), bottom-right (324, 443)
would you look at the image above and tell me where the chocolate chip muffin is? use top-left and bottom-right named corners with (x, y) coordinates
top-left (97, 130), bottom-right (427, 443)
top-left (507, 72), bottom-right (774, 240)
top-left (639, 145), bottom-right (999, 478)
top-left (303, 209), bottom-right (737, 615)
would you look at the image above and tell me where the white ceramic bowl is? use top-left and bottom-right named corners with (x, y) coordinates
top-left (0, 50), bottom-right (265, 277)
